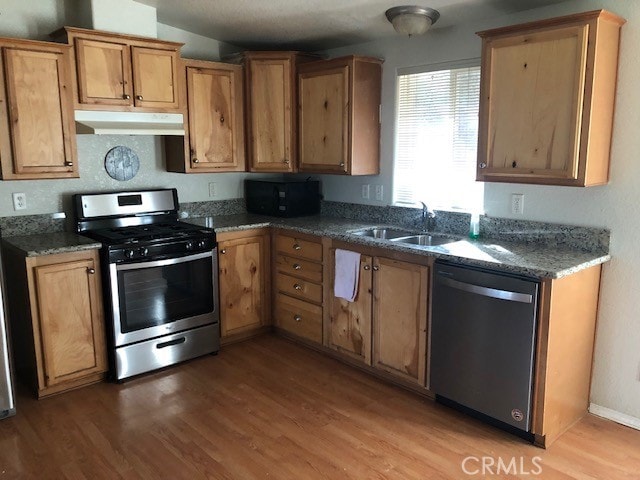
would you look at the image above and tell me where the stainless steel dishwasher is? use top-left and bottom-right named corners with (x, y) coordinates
top-left (430, 261), bottom-right (538, 437)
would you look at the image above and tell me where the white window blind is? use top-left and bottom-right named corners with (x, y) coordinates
top-left (393, 64), bottom-right (483, 211)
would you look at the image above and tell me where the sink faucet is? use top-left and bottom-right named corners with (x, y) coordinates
top-left (419, 201), bottom-right (435, 232)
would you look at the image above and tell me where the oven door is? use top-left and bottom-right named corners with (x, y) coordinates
top-left (109, 250), bottom-right (218, 347)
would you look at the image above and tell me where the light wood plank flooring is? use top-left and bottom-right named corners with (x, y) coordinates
top-left (1, 334), bottom-right (639, 479)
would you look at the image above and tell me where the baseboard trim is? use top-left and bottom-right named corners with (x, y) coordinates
top-left (589, 403), bottom-right (640, 431)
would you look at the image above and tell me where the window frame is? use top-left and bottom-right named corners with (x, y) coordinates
top-left (392, 58), bottom-right (483, 212)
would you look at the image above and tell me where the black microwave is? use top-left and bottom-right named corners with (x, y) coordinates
top-left (245, 179), bottom-right (321, 217)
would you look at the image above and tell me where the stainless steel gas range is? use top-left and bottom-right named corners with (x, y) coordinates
top-left (74, 189), bottom-right (219, 380)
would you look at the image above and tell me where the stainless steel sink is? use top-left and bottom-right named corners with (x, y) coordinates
top-left (349, 227), bottom-right (415, 240)
top-left (391, 234), bottom-right (455, 246)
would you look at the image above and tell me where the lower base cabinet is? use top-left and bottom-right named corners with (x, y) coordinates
top-left (217, 229), bottom-right (271, 343)
top-left (328, 247), bottom-right (429, 386)
top-left (2, 247), bottom-right (107, 398)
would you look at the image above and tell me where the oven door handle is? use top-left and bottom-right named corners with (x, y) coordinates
top-left (115, 250), bottom-right (214, 271)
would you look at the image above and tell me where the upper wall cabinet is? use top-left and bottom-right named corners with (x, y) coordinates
top-left (166, 59), bottom-right (245, 173)
top-left (0, 38), bottom-right (78, 179)
top-left (476, 10), bottom-right (625, 186)
top-left (230, 51), bottom-right (318, 173)
top-left (56, 27), bottom-right (182, 112)
top-left (298, 55), bottom-right (382, 175)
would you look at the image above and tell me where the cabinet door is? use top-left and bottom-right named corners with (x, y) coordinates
top-left (373, 258), bottom-right (428, 385)
top-left (187, 66), bottom-right (244, 171)
top-left (34, 259), bottom-right (106, 387)
top-left (478, 25), bottom-right (588, 182)
top-left (74, 38), bottom-right (132, 106)
top-left (247, 58), bottom-right (294, 172)
top-left (219, 235), bottom-right (268, 337)
top-left (298, 65), bottom-right (349, 173)
top-left (329, 253), bottom-right (372, 365)
top-left (1, 47), bottom-right (77, 178)
top-left (131, 47), bottom-right (179, 109)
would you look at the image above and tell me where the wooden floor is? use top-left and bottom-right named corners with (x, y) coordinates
top-left (1, 335), bottom-right (639, 479)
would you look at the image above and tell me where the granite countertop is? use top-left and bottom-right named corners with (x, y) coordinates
top-left (2, 232), bottom-right (102, 257)
top-left (184, 214), bottom-right (610, 279)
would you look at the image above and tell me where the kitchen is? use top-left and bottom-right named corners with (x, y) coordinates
top-left (0, 0), bottom-right (639, 478)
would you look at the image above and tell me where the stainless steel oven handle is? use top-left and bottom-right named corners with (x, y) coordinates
top-left (115, 251), bottom-right (214, 271)
top-left (438, 276), bottom-right (533, 304)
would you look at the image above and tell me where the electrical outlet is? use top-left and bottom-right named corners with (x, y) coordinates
top-left (208, 182), bottom-right (217, 198)
top-left (511, 193), bottom-right (524, 215)
top-left (374, 185), bottom-right (384, 201)
top-left (361, 184), bottom-right (370, 200)
top-left (12, 192), bottom-right (26, 211)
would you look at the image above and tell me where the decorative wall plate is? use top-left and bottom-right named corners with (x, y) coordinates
top-left (105, 146), bottom-right (140, 181)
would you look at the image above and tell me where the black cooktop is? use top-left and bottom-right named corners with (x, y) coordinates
top-left (88, 222), bottom-right (213, 245)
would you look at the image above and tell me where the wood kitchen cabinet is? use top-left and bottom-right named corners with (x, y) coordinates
top-left (0, 38), bottom-right (78, 179)
top-left (218, 229), bottom-right (271, 343)
top-left (273, 231), bottom-right (324, 344)
top-left (328, 243), bottom-right (429, 385)
top-left (56, 27), bottom-right (182, 111)
top-left (476, 10), bottom-right (625, 186)
top-left (230, 51), bottom-right (318, 172)
top-left (2, 247), bottom-right (107, 398)
top-left (298, 55), bottom-right (382, 175)
top-left (166, 59), bottom-right (245, 173)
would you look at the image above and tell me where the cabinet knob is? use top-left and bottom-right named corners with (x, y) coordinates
top-left (479, 162), bottom-right (487, 169)
top-left (220, 116), bottom-right (225, 124)
top-left (293, 243), bottom-right (301, 251)
top-left (339, 162), bottom-right (345, 167)
top-left (192, 158), bottom-right (199, 164)
top-left (363, 265), bottom-right (370, 271)
top-left (373, 266), bottom-right (379, 271)
top-left (283, 159), bottom-right (290, 164)
top-left (87, 267), bottom-right (96, 274)
top-left (123, 94), bottom-right (131, 100)
top-left (293, 283), bottom-right (303, 291)
top-left (64, 161), bottom-right (73, 167)
top-left (293, 263), bottom-right (301, 270)
top-left (136, 95), bottom-right (143, 100)
top-left (220, 249), bottom-right (226, 254)
top-left (293, 314), bottom-right (302, 322)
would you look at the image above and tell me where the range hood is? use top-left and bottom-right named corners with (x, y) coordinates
top-left (75, 111), bottom-right (185, 135)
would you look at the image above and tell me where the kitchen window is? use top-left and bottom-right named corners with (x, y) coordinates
top-left (393, 61), bottom-right (483, 211)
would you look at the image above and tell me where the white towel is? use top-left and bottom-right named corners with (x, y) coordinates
top-left (334, 249), bottom-right (361, 302)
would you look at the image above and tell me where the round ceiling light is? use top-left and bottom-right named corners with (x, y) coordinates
top-left (385, 6), bottom-right (441, 36)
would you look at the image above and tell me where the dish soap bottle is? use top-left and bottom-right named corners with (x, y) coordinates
top-left (469, 212), bottom-right (480, 239)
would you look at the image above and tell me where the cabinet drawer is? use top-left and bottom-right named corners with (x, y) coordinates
top-left (275, 235), bottom-right (322, 261)
top-left (276, 254), bottom-right (322, 282)
top-left (275, 294), bottom-right (322, 343)
top-left (276, 272), bottom-right (322, 304)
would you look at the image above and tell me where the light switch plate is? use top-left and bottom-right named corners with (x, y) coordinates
top-left (208, 182), bottom-right (217, 198)
top-left (361, 184), bottom-right (370, 199)
top-left (375, 185), bottom-right (384, 201)
top-left (511, 193), bottom-right (524, 215)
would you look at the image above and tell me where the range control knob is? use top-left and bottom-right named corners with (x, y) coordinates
top-left (185, 241), bottom-right (194, 251)
top-left (197, 240), bottom-right (206, 249)
top-left (125, 249), bottom-right (135, 259)
top-left (139, 247), bottom-right (149, 257)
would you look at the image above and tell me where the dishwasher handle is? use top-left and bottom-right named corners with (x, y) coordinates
top-left (438, 276), bottom-right (534, 304)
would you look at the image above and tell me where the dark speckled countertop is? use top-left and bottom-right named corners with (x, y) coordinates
top-left (1, 232), bottom-right (102, 257)
top-left (184, 214), bottom-right (610, 279)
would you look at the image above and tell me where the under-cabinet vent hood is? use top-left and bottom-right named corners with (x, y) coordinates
top-left (74, 111), bottom-right (185, 136)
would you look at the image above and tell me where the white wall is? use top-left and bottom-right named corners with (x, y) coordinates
top-left (323, 1), bottom-right (640, 420)
top-left (0, 1), bottom-right (252, 217)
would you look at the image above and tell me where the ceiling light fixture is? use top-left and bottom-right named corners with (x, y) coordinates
top-left (385, 6), bottom-right (440, 36)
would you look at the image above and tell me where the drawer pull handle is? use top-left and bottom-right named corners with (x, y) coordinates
top-left (193, 158), bottom-right (199, 164)
top-left (293, 244), bottom-right (301, 251)
top-left (87, 267), bottom-right (96, 274)
top-left (294, 283), bottom-right (303, 291)
top-left (293, 263), bottom-right (302, 270)
top-left (65, 161), bottom-right (73, 167)
top-left (294, 314), bottom-right (302, 322)
top-left (363, 265), bottom-right (370, 270)
top-left (123, 94), bottom-right (131, 100)
top-left (156, 337), bottom-right (186, 349)
top-left (479, 162), bottom-right (487, 169)
top-left (373, 266), bottom-right (379, 271)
